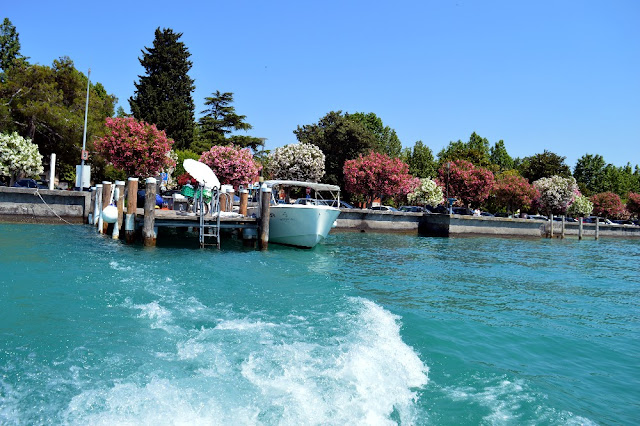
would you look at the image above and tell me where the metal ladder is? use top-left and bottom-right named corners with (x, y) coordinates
top-left (198, 187), bottom-right (221, 249)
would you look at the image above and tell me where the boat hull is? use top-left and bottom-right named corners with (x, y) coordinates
top-left (268, 204), bottom-right (340, 248)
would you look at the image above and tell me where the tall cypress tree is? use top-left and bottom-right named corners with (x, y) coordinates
top-left (129, 27), bottom-right (195, 150)
top-left (0, 18), bottom-right (28, 72)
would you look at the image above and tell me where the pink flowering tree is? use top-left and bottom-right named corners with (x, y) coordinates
top-left (437, 160), bottom-right (495, 208)
top-left (627, 192), bottom-right (640, 219)
top-left (343, 151), bottom-right (418, 207)
top-left (199, 145), bottom-right (261, 189)
top-left (94, 117), bottom-right (175, 178)
top-left (590, 192), bottom-right (627, 219)
top-left (492, 173), bottom-right (539, 214)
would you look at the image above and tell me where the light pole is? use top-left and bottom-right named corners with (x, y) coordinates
top-left (78, 68), bottom-right (91, 190)
top-left (446, 162), bottom-right (452, 214)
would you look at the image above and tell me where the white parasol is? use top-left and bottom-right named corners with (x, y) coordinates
top-left (183, 159), bottom-right (220, 189)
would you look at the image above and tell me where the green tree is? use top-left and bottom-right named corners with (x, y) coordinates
top-left (489, 140), bottom-right (514, 171)
top-left (129, 27), bottom-right (195, 150)
top-left (194, 91), bottom-right (262, 153)
top-left (116, 106), bottom-right (130, 118)
top-left (294, 111), bottom-right (376, 190)
top-left (0, 18), bottom-right (27, 72)
top-left (403, 140), bottom-right (436, 178)
top-left (573, 154), bottom-right (605, 195)
top-left (346, 112), bottom-right (402, 158)
top-left (0, 58), bottom-right (115, 172)
top-left (438, 132), bottom-right (491, 167)
top-left (600, 163), bottom-right (638, 196)
top-left (518, 150), bottom-right (571, 183)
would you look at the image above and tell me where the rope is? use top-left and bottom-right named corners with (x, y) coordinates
top-left (33, 189), bottom-right (75, 225)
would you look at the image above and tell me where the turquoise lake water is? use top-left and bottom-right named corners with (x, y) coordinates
top-left (1, 224), bottom-right (638, 425)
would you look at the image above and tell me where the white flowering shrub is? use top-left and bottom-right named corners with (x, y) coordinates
top-left (267, 142), bottom-right (325, 182)
top-left (567, 194), bottom-right (593, 217)
top-left (407, 178), bottom-right (444, 206)
top-left (533, 175), bottom-right (578, 215)
top-left (0, 132), bottom-right (44, 181)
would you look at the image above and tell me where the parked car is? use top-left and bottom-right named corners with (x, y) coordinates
top-left (399, 206), bottom-right (425, 213)
top-left (612, 219), bottom-right (635, 226)
top-left (552, 216), bottom-right (578, 222)
top-left (583, 216), bottom-right (614, 225)
top-left (494, 212), bottom-right (511, 218)
top-left (527, 214), bottom-right (548, 221)
top-left (371, 205), bottom-right (398, 212)
top-left (480, 211), bottom-right (494, 217)
top-left (12, 178), bottom-right (47, 189)
top-left (319, 200), bottom-right (355, 209)
top-left (424, 205), bottom-right (448, 214)
top-left (451, 207), bottom-right (471, 215)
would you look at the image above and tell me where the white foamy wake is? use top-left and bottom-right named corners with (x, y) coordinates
top-left (443, 376), bottom-right (596, 425)
top-left (240, 297), bottom-right (429, 424)
top-left (64, 378), bottom-right (261, 425)
top-left (61, 297), bottom-right (428, 425)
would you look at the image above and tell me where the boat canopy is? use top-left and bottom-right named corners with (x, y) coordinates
top-left (263, 180), bottom-right (340, 192)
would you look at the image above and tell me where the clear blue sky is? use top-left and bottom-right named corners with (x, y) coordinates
top-left (5, 0), bottom-right (639, 169)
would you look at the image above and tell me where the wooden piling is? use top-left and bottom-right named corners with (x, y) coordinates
top-left (595, 217), bottom-right (599, 240)
top-left (95, 184), bottom-right (103, 232)
top-left (578, 217), bottom-right (583, 240)
top-left (101, 181), bottom-right (112, 234)
top-left (550, 214), bottom-right (554, 238)
top-left (89, 187), bottom-right (96, 224)
top-left (125, 177), bottom-right (138, 244)
top-left (259, 183), bottom-right (271, 250)
top-left (115, 180), bottom-right (125, 238)
top-left (239, 189), bottom-right (248, 216)
top-left (143, 177), bottom-right (157, 247)
top-left (561, 215), bottom-right (565, 239)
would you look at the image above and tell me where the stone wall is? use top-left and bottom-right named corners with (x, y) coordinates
top-left (0, 187), bottom-right (90, 224)
top-left (334, 208), bottom-right (422, 233)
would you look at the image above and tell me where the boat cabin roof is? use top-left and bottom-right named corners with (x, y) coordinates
top-left (263, 180), bottom-right (340, 192)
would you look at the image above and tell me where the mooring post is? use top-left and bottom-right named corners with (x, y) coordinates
top-left (125, 177), bottom-right (138, 244)
top-left (89, 187), bottom-right (96, 224)
top-left (561, 215), bottom-right (565, 239)
top-left (143, 177), bottom-right (157, 247)
top-left (239, 189), bottom-right (248, 216)
top-left (595, 217), bottom-right (599, 240)
top-left (228, 188), bottom-right (235, 212)
top-left (115, 180), bottom-right (125, 239)
top-left (111, 186), bottom-right (120, 240)
top-left (550, 214), bottom-right (554, 238)
top-left (259, 183), bottom-right (271, 250)
top-left (101, 181), bottom-right (112, 234)
top-left (578, 217), bottom-right (583, 240)
top-left (95, 184), bottom-right (103, 232)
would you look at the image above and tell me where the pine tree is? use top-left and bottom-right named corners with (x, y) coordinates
top-left (129, 27), bottom-right (195, 150)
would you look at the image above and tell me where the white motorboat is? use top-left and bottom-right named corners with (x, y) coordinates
top-left (263, 180), bottom-right (341, 248)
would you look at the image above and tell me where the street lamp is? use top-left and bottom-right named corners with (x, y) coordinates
top-left (77, 68), bottom-right (91, 190)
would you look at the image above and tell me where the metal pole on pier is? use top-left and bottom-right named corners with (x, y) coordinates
top-left (78, 69), bottom-right (90, 191)
top-left (259, 183), bottom-right (271, 250)
top-left (595, 217), bottom-right (599, 240)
